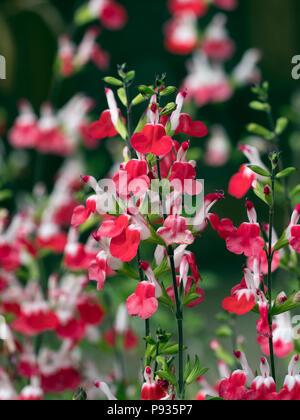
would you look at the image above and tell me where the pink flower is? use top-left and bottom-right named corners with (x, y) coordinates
top-left (202, 15), bottom-right (235, 62)
top-left (88, 110), bottom-right (119, 140)
top-left (226, 202), bottom-right (264, 257)
top-left (169, 92), bottom-right (208, 137)
top-left (219, 371), bottom-right (248, 400)
top-left (245, 358), bottom-right (277, 401)
top-left (228, 164), bottom-right (256, 199)
top-left (169, 161), bottom-right (203, 195)
top-left (157, 215), bottom-right (194, 246)
top-left (164, 15), bottom-right (198, 55)
top-left (126, 282), bottom-right (158, 320)
top-left (223, 263), bottom-right (261, 316)
top-left (278, 355), bottom-right (300, 400)
top-left (209, 214), bottom-right (236, 240)
top-left (141, 367), bottom-right (168, 400)
top-left (247, 246), bottom-right (280, 275)
top-left (256, 296), bottom-right (272, 338)
top-left (100, 1), bottom-right (128, 30)
top-left (258, 312), bottom-right (294, 359)
top-left (8, 100), bottom-right (39, 149)
top-left (12, 303), bottom-right (59, 336)
top-left (113, 159), bottom-right (150, 197)
top-left (131, 124), bottom-right (173, 156)
top-left (286, 204), bottom-right (300, 254)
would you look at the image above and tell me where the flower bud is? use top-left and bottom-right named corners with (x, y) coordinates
top-left (264, 185), bottom-right (271, 195)
top-left (293, 291), bottom-right (300, 303)
top-left (276, 291), bottom-right (287, 305)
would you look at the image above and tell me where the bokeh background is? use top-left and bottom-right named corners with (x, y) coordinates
top-left (1, 0), bottom-right (300, 396)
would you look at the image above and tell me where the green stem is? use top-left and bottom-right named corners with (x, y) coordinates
top-left (267, 168), bottom-right (276, 384)
top-left (267, 109), bottom-right (292, 216)
top-left (168, 247), bottom-right (184, 400)
top-left (156, 153), bottom-right (184, 399)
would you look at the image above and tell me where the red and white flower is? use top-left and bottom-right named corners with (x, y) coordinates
top-left (202, 14), bottom-right (235, 61)
top-left (286, 204), bottom-right (300, 254)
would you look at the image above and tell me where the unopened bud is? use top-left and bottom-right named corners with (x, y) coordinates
top-left (276, 292), bottom-right (287, 305)
top-left (293, 291), bottom-right (300, 303)
top-left (264, 185), bottom-right (271, 195)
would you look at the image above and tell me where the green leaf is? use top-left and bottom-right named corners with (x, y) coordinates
top-left (156, 370), bottom-right (177, 386)
top-left (124, 71), bottom-right (135, 84)
top-left (275, 117), bottom-right (289, 135)
top-left (249, 101), bottom-right (270, 112)
top-left (117, 88), bottom-right (127, 107)
top-left (160, 102), bottom-right (177, 116)
top-left (158, 283), bottom-right (175, 309)
top-left (186, 356), bottom-right (208, 385)
top-left (138, 85), bottom-right (156, 96)
top-left (134, 113), bottom-right (147, 133)
top-left (276, 167), bottom-right (297, 179)
top-left (205, 396), bottom-right (225, 401)
top-left (74, 5), bottom-right (93, 25)
top-left (153, 258), bottom-right (170, 278)
top-left (131, 94), bottom-right (147, 107)
top-left (247, 123), bottom-right (275, 140)
top-left (248, 165), bottom-right (270, 177)
top-left (253, 181), bottom-right (273, 206)
top-left (160, 86), bottom-right (177, 97)
top-left (159, 343), bottom-right (185, 355)
top-left (145, 334), bottom-right (156, 345)
top-left (215, 325), bottom-right (233, 338)
top-left (72, 387), bottom-right (87, 401)
top-left (117, 263), bottom-right (139, 280)
top-left (273, 237), bottom-right (289, 252)
top-left (184, 356), bottom-right (191, 382)
top-left (103, 77), bottom-right (123, 87)
top-left (115, 118), bottom-right (128, 140)
top-left (290, 184), bottom-right (300, 199)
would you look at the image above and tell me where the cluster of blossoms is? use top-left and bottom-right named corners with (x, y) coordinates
top-left (57, 0), bottom-right (127, 79)
top-left (0, 159), bottom-right (116, 399)
top-left (8, 96), bottom-right (96, 156)
top-left (196, 351), bottom-right (300, 400)
top-left (164, 0), bottom-right (261, 107)
top-left (73, 81), bottom-right (218, 321)
top-left (68, 67), bottom-right (229, 398)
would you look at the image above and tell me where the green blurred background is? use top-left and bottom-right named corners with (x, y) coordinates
top-left (0, 0), bottom-right (300, 388)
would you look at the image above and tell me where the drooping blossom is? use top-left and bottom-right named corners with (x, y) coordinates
top-left (225, 201), bottom-right (264, 257)
top-left (126, 263), bottom-right (162, 320)
top-left (222, 261), bottom-right (261, 315)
